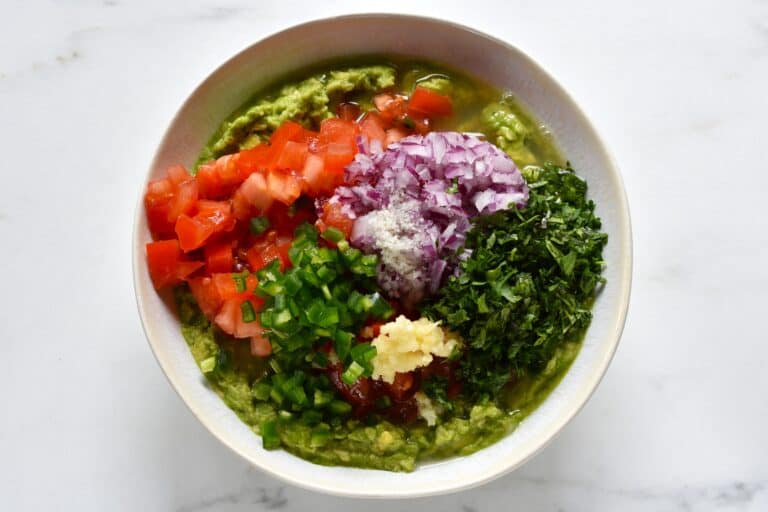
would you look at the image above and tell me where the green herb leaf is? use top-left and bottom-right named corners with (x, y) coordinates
top-left (423, 165), bottom-right (607, 400)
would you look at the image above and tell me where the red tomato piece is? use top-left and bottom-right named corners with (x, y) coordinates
top-left (323, 143), bottom-right (356, 175)
top-left (359, 112), bottom-right (388, 148)
top-left (250, 331), bottom-right (272, 357)
top-left (166, 179), bottom-right (199, 222)
top-left (231, 188), bottom-right (254, 221)
top-left (300, 152), bottom-right (328, 197)
top-left (175, 214), bottom-right (216, 252)
top-left (316, 201), bottom-right (354, 239)
top-left (274, 141), bottom-right (308, 172)
top-left (237, 172), bottom-right (273, 215)
top-left (195, 163), bottom-right (225, 199)
top-left (374, 93), bottom-right (407, 122)
top-left (267, 202), bottom-right (316, 235)
top-left (145, 177), bottom-right (174, 202)
top-left (214, 298), bottom-right (239, 336)
top-left (246, 231), bottom-right (292, 272)
top-left (144, 165), bottom-right (199, 239)
top-left (319, 118), bottom-right (358, 151)
top-left (146, 240), bottom-right (203, 289)
top-left (388, 372), bottom-right (416, 401)
top-left (166, 165), bottom-right (194, 186)
top-left (267, 170), bottom-right (302, 206)
top-left (385, 127), bottom-right (409, 146)
top-left (188, 276), bottom-right (222, 318)
top-left (196, 154), bottom-right (244, 199)
top-left (236, 144), bottom-right (272, 178)
top-left (336, 102), bottom-right (361, 122)
top-left (204, 242), bottom-right (233, 273)
top-left (215, 297), bottom-right (265, 338)
top-left (144, 181), bottom-right (175, 239)
top-left (408, 86), bottom-right (453, 117)
top-left (269, 121), bottom-right (307, 159)
top-left (196, 200), bottom-right (236, 233)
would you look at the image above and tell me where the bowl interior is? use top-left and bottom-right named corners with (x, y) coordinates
top-left (133, 14), bottom-right (631, 498)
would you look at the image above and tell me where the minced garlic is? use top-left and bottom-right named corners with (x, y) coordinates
top-left (371, 315), bottom-right (460, 384)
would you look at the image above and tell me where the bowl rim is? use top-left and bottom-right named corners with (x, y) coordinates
top-left (132, 12), bottom-right (632, 498)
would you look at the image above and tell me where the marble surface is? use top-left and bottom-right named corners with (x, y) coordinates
top-left (1, 0), bottom-right (767, 510)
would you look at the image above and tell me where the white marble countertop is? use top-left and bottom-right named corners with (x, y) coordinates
top-left (2, 1), bottom-right (767, 510)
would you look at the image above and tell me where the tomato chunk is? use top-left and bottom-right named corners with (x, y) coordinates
top-left (408, 86), bottom-right (453, 117)
top-left (319, 118), bottom-right (358, 151)
top-left (246, 231), bottom-right (292, 272)
top-left (146, 240), bottom-right (203, 289)
top-left (250, 331), bottom-right (272, 356)
top-left (274, 140), bottom-right (308, 172)
top-left (204, 242), bottom-right (233, 273)
top-left (316, 201), bottom-right (354, 239)
top-left (215, 297), bottom-right (266, 338)
top-left (175, 200), bottom-right (235, 252)
top-left (374, 93), bottom-right (407, 122)
top-left (359, 112), bottom-right (388, 148)
top-left (267, 170), bottom-right (303, 206)
top-left (144, 165), bottom-right (198, 239)
top-left (237, 172), bottom-right (273, 216)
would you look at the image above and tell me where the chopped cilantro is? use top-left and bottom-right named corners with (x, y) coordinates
top-left (423, 164), bottom-right (607, 399)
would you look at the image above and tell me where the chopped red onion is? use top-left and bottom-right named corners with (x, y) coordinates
top-left (329, 131), bottom-right (529, 303)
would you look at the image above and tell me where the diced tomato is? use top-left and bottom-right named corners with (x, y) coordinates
top-left (316, 201), bottom-right (354, 239)
top-left (231, 188), bottom-right (253, 221)
top-left (236, 144), bottom-right (272, 178)
top-left (246, 231), bottom-right (292, 272)
top-left (144, 166), bottom-right (199, 239)
top-left (204, 242), bottom-right (233, 273)
top-left (196, 200), bottom-right (236, 233)
top-left (215, 297), bottom-right (266, 338)
top-left (269, 121), bottom-right (306, 158)
top-left (175, 214), bottom-right (215, 252)
top-left (195, 154), bottom-right (242, 199)
top-left (188, 276), bottom-right (222, 317)
top-left (300, 152), bottom-right (329, 197)
top-left (406, 112), bottom-right (431, 135)
top-left (237, 172), bottom-right (273, 215)
top-left (374, 93), bottom-right (408, 122)
top-left (267, 170), bottom-right (303, 206)
top-left (319, 118), bottom-right (358, 151)
top-left (359, 112), bottom-right (388, 148)
top-left (323, 143), bottom-right (356, 175)
top-left (274, 141), bottom-right (308, 172)
top-left (250, 331), bottom-right (272, 356)
top-left (175, 200), bottom-right (235, 252)
top-left (190, 272), bottom-right (262, 325)
top-left (408, 86), bottom-right (453, 117)
top-left (216, 155), bottom-right (239, 186)
top-left (369, 321), bottom-right (383, 337)
top-left (327, 366), bottom-right (375, 411)
top-left (336, 102), bottom-right (361, 122)
top-left (212, 272), bottom-right (259, 300)
top-left (145, 183), bottom-right (175, 239)
top-left (385, 127), bottom-right (409, 146)
top-left (166, 179), bottom-right (199, 221)
top-left (267, 202), bottom-right (316, 235)
top-left (146, 240), bottom-right (204, 289)
top-left (166, 165), bottom-right (194, 186)
top-left (195, 163), bottom-right (225, 199)
top-left (389, 372), bottom-right (416, 401)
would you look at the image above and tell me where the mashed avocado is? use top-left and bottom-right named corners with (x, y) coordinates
top-left (199, 65), bottom-right (396, 163)
top-left (181, 61), bottom-right (580, 472)
top-left (177, 286), bottom-right (578, 471)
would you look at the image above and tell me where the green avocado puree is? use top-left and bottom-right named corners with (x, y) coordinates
top-left (180, 59), bottom-right (578, 472)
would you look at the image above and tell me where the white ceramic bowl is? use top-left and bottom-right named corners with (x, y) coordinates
top-left (133, 14), bottom-right (632, 498)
